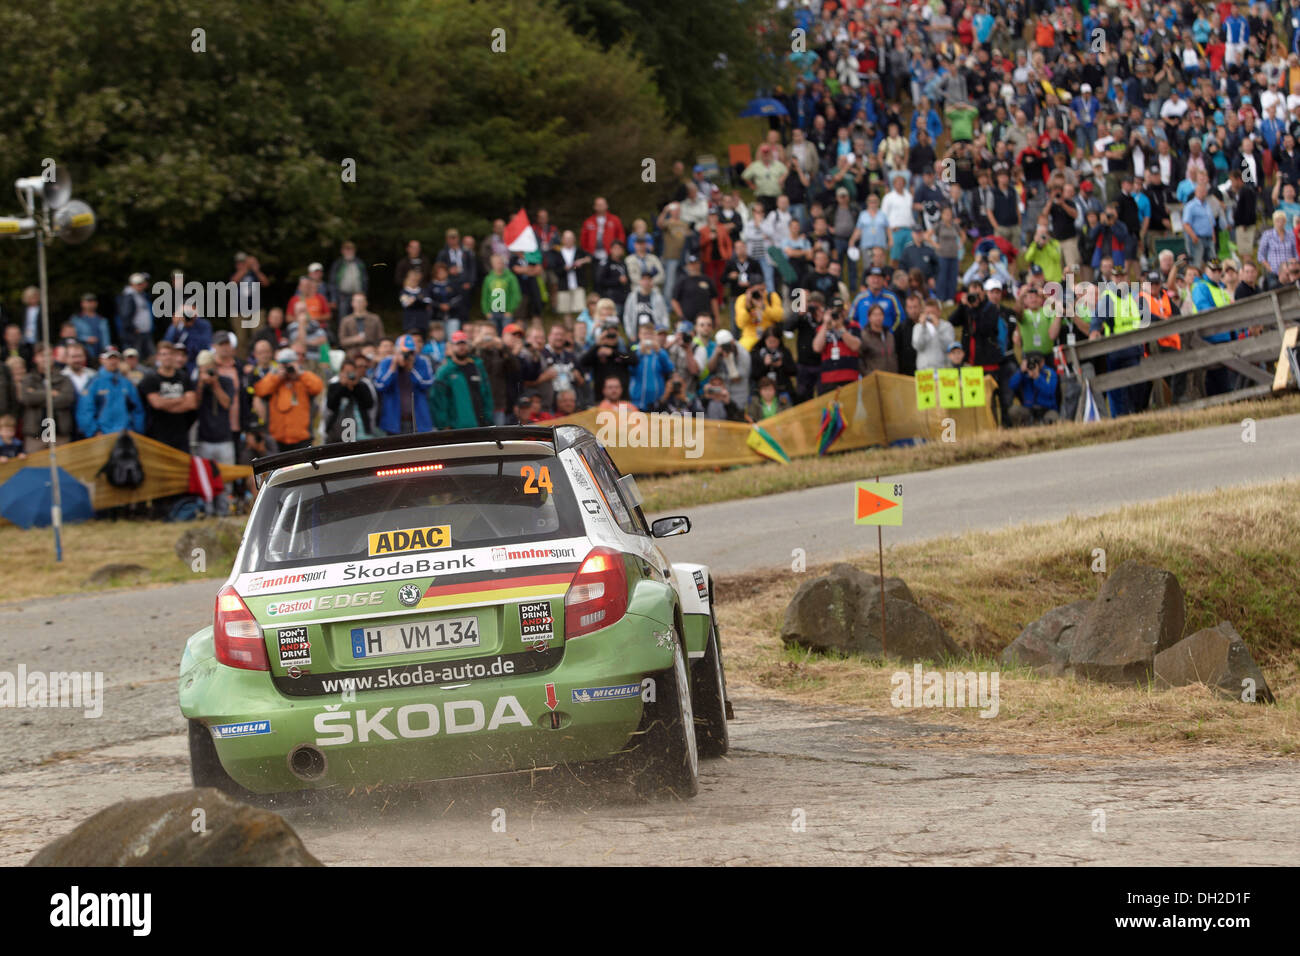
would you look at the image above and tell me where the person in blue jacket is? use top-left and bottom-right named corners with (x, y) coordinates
top-left (1007, 355), bottom-right (1060, 427)
top-left (373, 334), bottom-right (435, 434)
top-left (628, 321), bottom-right (674, 411)
top-left (76, 347), bottom-right (145, 437)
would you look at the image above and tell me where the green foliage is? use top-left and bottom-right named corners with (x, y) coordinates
top-left (557, 0), bottom-right (782, 139)
top-left (0, 0), bottom-right (685, 320)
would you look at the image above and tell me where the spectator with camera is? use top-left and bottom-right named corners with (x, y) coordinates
top-left (253, 347), bottom-right (325, 451)
top-left (629, 320), bottom-right (674, 412)
top-left (372, 333), bottom-right (432, 434)
top-left (811, 300), bottom-right (861, 394)
top-left (912, 299), bottom-right (956, 370)
top-left (579, 321), bottom-right (636, 397)
top-left (325, 357), bottom-right (376, 442)
top-left (1007, 354), bottom-right (1060, 427)
top-left (734, 282), bottom-right (783, 351)
top-left (751, 325), bottom-right (796, 400)
top-left (705, 329), bottom-right (751, 407)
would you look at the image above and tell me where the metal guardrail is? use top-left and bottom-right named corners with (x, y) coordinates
top-left (1063, 285), bottom-right (1300, 417)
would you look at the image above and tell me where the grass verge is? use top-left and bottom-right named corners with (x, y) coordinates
top-left (0, 516), bottom-right (244, 603)
top-left (714, 479), bottom-right (1300, 756)
top-left (639, 393), bottom-right (1300, 513)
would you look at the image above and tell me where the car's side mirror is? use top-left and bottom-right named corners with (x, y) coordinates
top-left (651, 515), bottom-right (691, 538)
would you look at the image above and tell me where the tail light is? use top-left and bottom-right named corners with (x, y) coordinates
top-left (564, 547), bottom-right (629, 639)
top-left (214, 585), bottom-right (270, 670)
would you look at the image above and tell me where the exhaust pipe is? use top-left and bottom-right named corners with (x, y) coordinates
top-left (288, 745), bottom-right (327, 781)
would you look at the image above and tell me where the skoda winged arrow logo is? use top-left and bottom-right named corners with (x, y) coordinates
top-left (398, 584), bottom-right (422, 607)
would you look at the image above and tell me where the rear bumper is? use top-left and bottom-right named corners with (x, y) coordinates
top-left (179, 611), bottom-right (675, 793)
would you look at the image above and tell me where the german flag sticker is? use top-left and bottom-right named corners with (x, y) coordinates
top-left (367, 525), bottom-right (451, 556)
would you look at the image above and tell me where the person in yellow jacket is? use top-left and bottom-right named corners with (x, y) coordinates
top-left (733, 283), bottom-right (784, 351)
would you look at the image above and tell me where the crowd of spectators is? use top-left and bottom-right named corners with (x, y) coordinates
top-left (6, 0), bottom-right (1300, 476)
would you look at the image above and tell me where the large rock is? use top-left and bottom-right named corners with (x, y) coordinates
top-left (174, 519), bottom-right (243, 566)
top-left (1154, 622), bottom-right (1275, 704)
top-left (781, 564), bottom-right (958, 662)
top-left (27, 788), bottom-right (321, 866)
top-left (1002, 600), bottom-right (1092, 676)
top-left (1067, 562), bottom-right (1186, 683)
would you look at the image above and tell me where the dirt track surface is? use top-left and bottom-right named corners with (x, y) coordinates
top-left (1, 639), bottom-right (1298, 866)
top-left (4, 414), bottom-right (1300, 864)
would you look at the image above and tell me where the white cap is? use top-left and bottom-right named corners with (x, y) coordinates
top-left (1080, 83), bottom-right (1092, 93)
top-left (714, 329), bottom-right (735, 345)
top-left (308, 261), bottom-right (324, 272)
top-left (984, 277), bottom-right (1003, 291)
top-left (275, 348), bottom-right (297, 363)
top-left (128, 272), bottom-right (147, 285)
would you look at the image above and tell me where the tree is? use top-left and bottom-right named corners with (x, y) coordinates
top-left (0, 0), bottom-right (685, 327)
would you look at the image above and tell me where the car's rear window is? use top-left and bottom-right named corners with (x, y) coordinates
top-left (241, 455), bottom-right (582, 571)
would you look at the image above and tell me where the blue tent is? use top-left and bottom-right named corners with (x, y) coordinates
top-left (740, 97), bottom-right (789, 118)
top-left (0, 467), bottom-right (94, 529)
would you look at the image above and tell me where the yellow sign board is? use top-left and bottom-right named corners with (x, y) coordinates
top-left (937, 368), bottom-right (962, 408)
top-left (961, 366), bottom-right (986, 407)
top-left (914, 370), bottom-right (937, 409)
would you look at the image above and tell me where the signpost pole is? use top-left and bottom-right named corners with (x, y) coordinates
top-left (876, 474), bottom-right (885, 658)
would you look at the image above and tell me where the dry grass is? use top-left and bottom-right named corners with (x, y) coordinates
top-left (0, 516), bottom-right (242, 603)
top-left (715, 480), bottom-right (1300, 756)
top-left (639, 393), bottom-right (1300, 512)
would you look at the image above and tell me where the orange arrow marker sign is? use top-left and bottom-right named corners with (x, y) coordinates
top-left (854, 481), bottom-right (903, 526)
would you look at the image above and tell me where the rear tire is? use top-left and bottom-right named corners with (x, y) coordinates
top-left (622, 634), bottom-right (700, 799)
top-left (188, 719), bottom-right (253, 797)
top-left (691, 621), bottom-right (729, 757)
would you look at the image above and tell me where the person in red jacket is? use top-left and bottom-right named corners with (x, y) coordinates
top-left (579, 196), bottom-right (626, 277)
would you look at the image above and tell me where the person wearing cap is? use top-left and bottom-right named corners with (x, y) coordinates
top-left (325, 356), bottom-right (377, 442)
top-left (432, 331), bottom-right (494, 430)
top-left (137, 341), bottom-right (199, 453)
top-left (704, 328), bottom-right (752, 406)
top-left (371, 333), bottom-right (434, 435)
top-left (880, 172), bottom-right (916, 261)
top-left (119, 348), bottom-right (144, 386)
top-left (75, 346), bottom-right (144, 439)
top-left (733, 280), bottom-right (784, 352)
top-left (115, 273), bottom-right (155, 359)
top-left (1140, 269), bottom-right (1184, 405)
top-left (68, 293), bottom-right (113, 362)
top-left (626, 235), bottom-right (666, 292)
top-left (622, 270), bottom-right (670, 341)
top-left (850, 265), bottom-right (904, 335)
top-left (253, 346), bottom-right (325, 450)
top-left (628, 321), bottom-right (674, 412)
top-left (306, 262), bottom-right (338, 319)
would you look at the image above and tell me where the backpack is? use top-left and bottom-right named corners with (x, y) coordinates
top-left (98, 432), bottom-right (145, 489)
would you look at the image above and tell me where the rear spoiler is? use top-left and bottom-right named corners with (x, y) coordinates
top-left (251, 425), bottom-right (588, 482)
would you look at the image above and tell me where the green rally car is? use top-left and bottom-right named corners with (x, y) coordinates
top-left (178, 425), bottom-right (730, 799)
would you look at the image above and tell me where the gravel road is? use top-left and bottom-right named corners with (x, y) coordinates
top-left (2, 419), bottom-right (1298, 865)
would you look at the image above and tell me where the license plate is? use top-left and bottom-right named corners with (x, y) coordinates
top-left (350, 616), bottom-right (481, 660)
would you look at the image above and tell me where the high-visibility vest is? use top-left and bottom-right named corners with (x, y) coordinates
top-left (1101, 289), bottom-right (1142, 336)
top-left (1186, 281), bottom-right (1232, 343)
top-left (1142, 290), bottom-right (1178, 349)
